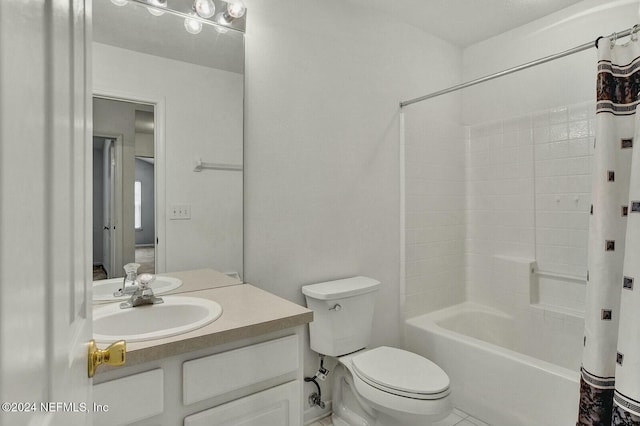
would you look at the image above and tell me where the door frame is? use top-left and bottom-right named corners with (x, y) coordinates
top-left (93, 88), bottom-right (167, 274)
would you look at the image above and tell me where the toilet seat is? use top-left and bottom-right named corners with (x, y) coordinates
top-left (351, 347), bottom-right (450, 400)
top-left (339, 348), bottom-right (453, 418)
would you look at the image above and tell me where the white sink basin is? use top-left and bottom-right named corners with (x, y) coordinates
top-left (93, 296), bottom-right (223, 343)
top-left (93, 276), bottom-right (182, 301)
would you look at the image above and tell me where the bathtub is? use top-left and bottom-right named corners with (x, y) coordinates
top-left (405, 302), bottom-right (581, 426)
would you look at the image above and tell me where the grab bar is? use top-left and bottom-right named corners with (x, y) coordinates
top-left (193, 158), bottom-right (243, 172)
top-left (533, 269), bottom-right (586, 283)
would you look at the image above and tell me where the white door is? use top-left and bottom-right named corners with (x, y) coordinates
top-left (0, 1), bottom-right (92, 426)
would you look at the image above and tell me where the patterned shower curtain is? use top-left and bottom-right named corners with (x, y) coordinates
top-left (577, 35), bottom-right (640, 426)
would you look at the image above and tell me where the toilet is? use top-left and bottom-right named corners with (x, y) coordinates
top-left (302, 276), bottom-right (452, 426)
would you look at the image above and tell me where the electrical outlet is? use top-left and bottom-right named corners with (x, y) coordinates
top-left (169, 204), bottom-right (191, 220)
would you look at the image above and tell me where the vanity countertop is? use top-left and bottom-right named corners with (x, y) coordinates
top-left (93, 269), bottom-right (313, 371)
top-left (157, 268), bottom-right (243, 292)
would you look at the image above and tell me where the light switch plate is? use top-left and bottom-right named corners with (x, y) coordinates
top-left (169, 204), bottom-right (191, 220)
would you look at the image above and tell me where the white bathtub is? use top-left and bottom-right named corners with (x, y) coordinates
top-left (405, 302), bottom-right (581, 426)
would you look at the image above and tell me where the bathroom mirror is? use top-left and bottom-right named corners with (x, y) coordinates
top-left (92, 0), bottom-right (244, 282)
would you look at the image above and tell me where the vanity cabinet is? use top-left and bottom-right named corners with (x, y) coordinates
top-left (183, 381), bottom-right (300, 426)
top-left (93, 328), bottom-right (304, 426)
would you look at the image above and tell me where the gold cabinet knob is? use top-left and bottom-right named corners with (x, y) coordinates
top-left (88, 339), bottom-right (126, 378)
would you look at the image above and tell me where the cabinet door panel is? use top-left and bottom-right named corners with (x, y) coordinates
top-left (184, 380), bottom-right (300, 426)
top-left (94, 369), bottom-right (164, 426)
top-left (183, 335), bottom-right (298, 405)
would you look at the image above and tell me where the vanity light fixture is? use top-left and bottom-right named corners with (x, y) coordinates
top-left (226, 0), bottom-right (246, 19)
top-left (184, 13), bottom-right (203, 34)
top-left (112, 0), bottom-right (246, 34)
top-left (146, 0), bottom-right (167, 16)
top-left (217, 0), bottom-right (246, 24)
top-left (193, 0), bottom-right (216, 19)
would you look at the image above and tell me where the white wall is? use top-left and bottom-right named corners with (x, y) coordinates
top-left (461, 0), bottom-right (639, 314)
top-left (242, 0), bottom-right (461, 418)
top-left (93, 43), bottom-right (244, 276)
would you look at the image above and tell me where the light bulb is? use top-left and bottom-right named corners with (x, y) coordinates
top-left (226, 0), bottom-right (246, 18)
top-left (184, 14), bottom-right (203, 34)
top-left (110, 0), bottom-right (128, 5)
top-left (194, 0), bottom-right (215, 18)
top-left (147, 0), bottom-right (166, 16)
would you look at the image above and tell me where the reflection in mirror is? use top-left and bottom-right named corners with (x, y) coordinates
top-left (93, 0), bottom-right (244, 284)
top-left (92, 98), bottom-right (156, 280)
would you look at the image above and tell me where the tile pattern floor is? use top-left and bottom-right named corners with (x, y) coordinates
top-left (310, 408), bottom-right (490, 426)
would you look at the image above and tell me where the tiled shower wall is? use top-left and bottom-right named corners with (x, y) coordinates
top-left (532, 103), bottom-right (595, 278)
top-left (403, 101), bottom-right (466, 318)
top-left (403, 100), bottom-right (593, 318)
top-left (465, 101), bottom-right (594, 312)
top-left (442, 0), bottom-right (637, 319)
top-left (464, 113), bottom-right (536, 307)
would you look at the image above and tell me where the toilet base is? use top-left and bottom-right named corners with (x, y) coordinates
top-left (332, 364), bottom-right (377, 426)
top-left (332, 360), bottom-right (450, 426)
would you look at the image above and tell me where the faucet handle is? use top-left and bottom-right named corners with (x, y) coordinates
top-left (138, 273), bottom-right (155, 289)
top-left (123, 263), bottom-right (141, 274)
top-left (119, 273), bottom-right (163, 309)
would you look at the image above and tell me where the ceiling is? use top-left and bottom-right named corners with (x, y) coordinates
top-left (345, 0), bottom-right (585, 47)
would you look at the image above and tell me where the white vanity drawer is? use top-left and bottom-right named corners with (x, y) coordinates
top-left (183, 380), bottom-right (300, 426)
top-left (93, 368), bottom-right (163, 426)
top-left (183, 334), bottom-right (299, 405)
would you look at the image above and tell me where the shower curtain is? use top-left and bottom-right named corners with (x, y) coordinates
top-left (577, 35), bottom-right (640, 426)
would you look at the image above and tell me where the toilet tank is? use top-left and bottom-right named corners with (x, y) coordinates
top-left (302, 276), bottom-right (380, 357)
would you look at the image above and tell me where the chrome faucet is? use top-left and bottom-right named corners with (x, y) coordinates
top-left (113, 263), bottom-right (141, 297)
top-left (120, 273), bottom-right (164, 309)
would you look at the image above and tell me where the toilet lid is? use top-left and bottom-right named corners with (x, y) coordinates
top-left (351, 347), bottom-right (450, 397)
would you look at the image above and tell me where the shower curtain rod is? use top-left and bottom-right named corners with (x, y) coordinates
top-left (400, 25), bottom-right (638, 108)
